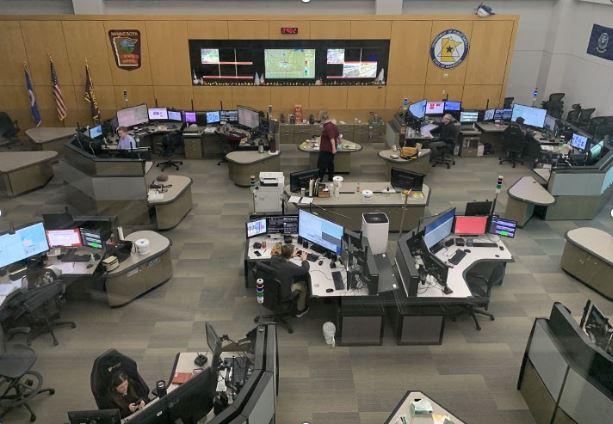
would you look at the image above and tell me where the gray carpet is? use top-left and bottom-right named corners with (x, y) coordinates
top-left (1, 142), bottom-right (612, 424)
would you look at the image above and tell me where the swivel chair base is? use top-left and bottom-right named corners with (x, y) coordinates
top-left (157, 159), bottom-right (183, 171)
top-left (499, 154), bottom-right (524, 168)
top-left (254, 314), bottom-right (293, 334)
top-left (432, 154), bottom-right (455, 169)
top-left (26, 319), bottom-right (76, 346)
top-left (0, 370), bottom-right (55, 422)
top-left (448, 307), bottom-right (495, 331)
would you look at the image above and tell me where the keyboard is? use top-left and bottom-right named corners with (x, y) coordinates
top-left (332, 271), bottom-right (345, 290)
top-left (60, 251), bottom-right (91, 262)
top-left (306, 253), bottom-right (319, 262)
top-left (472, 242), bottom-right (498, 248)
top-left (448, 250), bottom-right (467, 265)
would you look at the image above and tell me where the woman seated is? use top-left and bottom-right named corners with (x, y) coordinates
top-left (108, 370), bottom-right (148, 418)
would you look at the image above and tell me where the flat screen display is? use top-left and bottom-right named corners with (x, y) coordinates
top-left (571, 133), bottom-right (589, 151)
top-left (444, 100), bottom-right (461, 112)
top-left (264, 49), bottom-right (316, 79)
top-left (483, 108), bottom-right (496, 121)
top-left (117, 104), bottom-right (149, 128)
top-left (488, 216), bottom-right (517, 238)
top-left (453, 216), bottom-right (488, 235)
top-left (494, 108), bottom-right (512, 121)
top-left (246, 218), bottom-right (267, 239)
top-left (148, 107), bottom-right (168, 121)
top-left (267, 215), bottom-right (299, 235)
top-left (460, 111), bottom-right (479, 123)
top-left (327, 49), bottom-right (345, 64)
top-left (201, 48), bottom-right (220, 64)
top-left (423, 208), bottom-right (455, 249)
top-left (220, 110), bottom-right (238, 123)
top-left (80, 228), bottom-right (103, 249)
top-left (409, 100), bottom-right (427, 119)
top-left (426, 101), bottom-right (445, 115)
top-left (88, 125), bottom-right (103, 139)
top-left (298, 210), bottom-right (343, 254)
top-left (46, 228), bottom-right (82, 248)
top-left (0, 222), bottom-right (49, 268)
top-left (238, 107), bottom-right (260, 129)
top-left (511, 104), bottom-right (547, 128)
top-left (390, 168), bottom-right (424, 191)
top-left (183, 111), bottom-right (197, 124)
top-left (342, 62), bottom-right (377, 78)
top-left (206, 111), bottom-right (220, 124)
top-left (168, 110), bottom-right (182, 122)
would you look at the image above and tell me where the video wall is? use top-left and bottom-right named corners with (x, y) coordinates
top-left (188, 40), bottom-right (390, 86)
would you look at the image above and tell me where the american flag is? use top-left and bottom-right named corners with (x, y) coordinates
top-left (50, 58), bottom-right (67, 122)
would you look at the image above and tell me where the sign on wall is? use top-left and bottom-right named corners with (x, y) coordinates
top-left (108, 30), bottom-right (141, 70)
top-left (587, 24), bottom-right (613, 61)
top-left (430, 29), bottom-right (469, 69)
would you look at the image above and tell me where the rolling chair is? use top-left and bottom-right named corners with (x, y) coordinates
top-left (0, 112), bottom-right (21, 149)
top-left (499, 125), bottom-right (525, 168)
top-left (157, 130), bottom-right (183, 171)
top-left (566, 104), bottom-right (582, 125)
top-left (541, 93), bottom-right (565, 119)
top-left (588, 116), bottom-right (613, 139)
top-left (577, 108), bottom-right (596, 129)
top-left (430, 127), bottom-right (458, 169)
top-left (0, 326), bottom-right (55, 422)
top-left (252, 262), bottom-right (302, 334)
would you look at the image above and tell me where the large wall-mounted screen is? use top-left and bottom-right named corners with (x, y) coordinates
top-left (201, 49), bottom-right (220, 64)
top-left (264, 49), bottom-right (316, 79)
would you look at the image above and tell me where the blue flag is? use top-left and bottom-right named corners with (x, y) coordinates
top-left (24, 65), bottom-right (42, 127)
top-left (587, 24), bottom-right (613, 61)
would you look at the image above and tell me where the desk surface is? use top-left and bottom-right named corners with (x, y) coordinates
top-left (46, 247), bottom-right (103, 277)
top-left (298, 138), bottom-right (362, 153)
top-left (226, 150), bottom-right (280, 165)
top-left (108, 231), bottom-right (170, 276)
top-left (566, 227), bottom-right (613, 265)
top-left (26, 127), bottom-right (76, 143)
top-left (387, 391), bottom-right (467, 424)
top-left (508, 176), bottom-right (556, 206)
top-left (0, 151), bottom-right (58, 173)
top-left (148, 175), bottom-right (192, 205)
top-left (286, 182), bottom-right (430, 207)
top-left (476, 122), bottom-right (508, 133)
top-left (533, 167), bottom-right (552, 184)
top-left (378, 149), bottom-right (431, 163)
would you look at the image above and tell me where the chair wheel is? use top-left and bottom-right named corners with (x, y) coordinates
top-left (253, 317), bottom-right (259, 323)
top-left (53, 340), bottom-right (59, 346)
top-left (49, 389), bottom-right (55, 395)
top-left (70, 323), bottom-right (76, 329)
top-left (446, 164), bottom-right (450, 169)
top-left (499, 161), bottom-right (502, 164)
top-left (490, 316), bottom-right (495, 321)
top-left (30, 415), bottom-right (36, 422)
top-left (476, 327), bottom-right (482, 331)
top-left (288, 328), bottom-right (294, 334)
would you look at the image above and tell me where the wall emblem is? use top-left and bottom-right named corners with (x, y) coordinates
top-left (430, 29), bottom-right (469, 69)
top-left (108, 30), bottom-right (141, 70)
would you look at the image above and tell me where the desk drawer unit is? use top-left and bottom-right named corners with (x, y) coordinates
top-left (389, 305), bottom-right (445, 345)
top-left (337, 297), bottom-right (385, 346)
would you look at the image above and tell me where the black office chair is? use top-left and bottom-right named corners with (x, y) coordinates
top-left (0, 327), bottom-right (55, 422)
top-left (157, 130), bottom-right (183, 171)
top-left (7, 282), bottom-right (76, 346)
top-left (577, 108), bottom-right (596, 129)
top-left (503, 97), bottom-right (514, 109)
top-left (90, 349), bottom-right (150, 411)
top-left (499, 125), bottom-right (525, 168)
top-left (541, 93), bottom-right (565, 119)
top-left (430, 127), bottom-right (458, 169)
top-left (588, 116), bottom-right (613, 139)
top-left (252, 262), bottom-right (302, 334)
top-left (566, 104), bottom-right (582, 124)
top-left (0, 112), bottom-right (21, 150)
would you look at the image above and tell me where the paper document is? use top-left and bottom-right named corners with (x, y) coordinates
top-left (148, 191), bottom-right (164, 201)
top-left (288, 196), bottom-right (313, 205)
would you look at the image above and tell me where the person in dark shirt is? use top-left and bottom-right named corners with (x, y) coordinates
top-left (428, 113), bottom-right (459, 160)
top-left (318, 111), bottom-right (339, 181)
top-left (269, 244), bottom-right (310, 316)
top-left (108, 370), bottom-right (147, 418)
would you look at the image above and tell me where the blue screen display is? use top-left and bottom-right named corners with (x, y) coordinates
top-left (444, 100), bottom-right (461, 111)
top-left (423, 208), bottom-right (456, 249)
top-left (511, 104), bottom-right (547, 128)
top-left (206, 111), bottom-right (220, 124)
top-left (0, 222), bottom-right (49, 268)
top-left (409, 100), bottom-right (427, 119)
top-left (298, 210), bottom-right (343, 254)
top-left (494, 108), bottom-right (512, 121)
top-left (88, 125), bottom-right (102, 139)
top-left (571, 133), bottom-right (589, 150)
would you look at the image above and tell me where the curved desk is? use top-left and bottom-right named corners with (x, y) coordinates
top-left (561, 227), bottom-right (613, 300)
top-left (148, 175), bottom-right (193, 230)
top-left (505, 176), bottom-right (555, 227)
top-left (26, 127), bottom-right (76, 153)
top-left (105, 231), bottom-right (172, 307)
top-left (226, 150), bottom-right (281, 187)
top-left (298, 138), bottom-right (362, 173)
top-left (0, 151), bottom-right (57, 197)
top-left (378, 149), bottom-right (431, 178)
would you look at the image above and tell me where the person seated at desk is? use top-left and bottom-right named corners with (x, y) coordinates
top-left (504, 117), bottom-right (526, 137)
top-left (270, 243), bottom-right (310, 317)
top-left (117, 127), bottom-right (136, 150)
top-left (108, 370), bottom-right (148, 418)
top-left (427, 113), bottom-right (458, 159)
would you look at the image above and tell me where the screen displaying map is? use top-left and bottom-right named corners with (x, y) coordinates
top-left (265, 49), bottom-right (316, 79)
top-left (201, 49), bottom-right (220, 64)
top-left (342, 62), bottom-right (377, 78)
top-left (327, 49), bottom-right (345, 64)
top-left (0, 222), bottom-right (49, 268)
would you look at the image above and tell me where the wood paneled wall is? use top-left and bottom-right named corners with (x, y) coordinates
top-left (0, 15), bottom-right (518, 129)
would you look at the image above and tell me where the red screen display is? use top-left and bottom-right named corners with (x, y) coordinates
top-left (454, 216), bottom-right (488, 235)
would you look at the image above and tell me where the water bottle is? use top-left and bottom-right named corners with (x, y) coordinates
top-left (256, 278), bottom-right (264, 304)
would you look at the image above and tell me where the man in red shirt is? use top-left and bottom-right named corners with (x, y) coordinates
top-left (318, 111), bottom-right (339, 181)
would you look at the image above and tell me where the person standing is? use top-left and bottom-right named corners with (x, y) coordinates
top-left (318, 112), bottom-right (339, 181)
top-left (117, 127), bottom-right (136, 150)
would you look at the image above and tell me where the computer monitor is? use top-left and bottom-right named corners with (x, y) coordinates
top-left (147, 107), bottom-right (168, 121)
top-left (267, 215), bottom-right (299, 235)
top-left (289, 169), bottom-right (319, 192)
top-left (117, 104), bottom-right (149, 128)
top-left (166, 367), bottom-right (217, 424)
top-left (453, 216), bottom-right (488, 235)
top-left (206, 111), bottom-right (220, 124)
top-left (465, 201), bottom-right (492, 216)
top-left (42, 212), bottom-right (75, 230)
top-left (459, 111), bottom-right (479, 123)
top-left (237, 106), bottom-right (260, 129)
top-left (488, 216), bottom-right (517, 238)
top-left (408, 100), bottom-right (427, 119)
top-left (589, 140), bottom-right (604, 159)
top-left (583, 303), bottom-right (610, 341)
top-left (423, 208), bottom-right (455, 249)
top-left (73, 215), bottom-right (117, 241)
top-left (0, 222), bottom-right (49, 269)
top-left (80, 228), bottom-right (103, 249)
top-left (246, 218), bottom-right (267, 238)
top-left (46, 228), bottom-right (82, 248)
top-left (544, 114), bottom-right (557, 132)
top-left (221, 110), bottom-right (238, 123)
top-left (196, 112), bottom-right (207, 126)
top-left (444, 100), bottom-right (461, 112)
top-left (494, 108), bottom-right (512, 121)
top-left (205, 321), bottom-right (222, 359)
top-left (425, 101), bottom-right (445, 116)
top-left (511, 104), bottom-right (547, 128)
top-left (298, 210), bottom-right (343, 254)
top-left (167, 110), bottom-right (182, 122)
top-left (88, 125), bottom-right (103, 139)
top-left (571, 133), bottom-right (589, 151)
top-left (390, 168), bottom-right (424, 191)
top-left (68, 409), bottom-right (122, 424)
top-left (483, 108), bottom-right (496, 121)
top-left (183, 111), bottom-right (197, 124)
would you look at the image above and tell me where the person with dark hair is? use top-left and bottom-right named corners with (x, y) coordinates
top-left (108, 370), bottom-right (147, 418)
top-left (317, 111), bottom-right (339, 181)
top-left (269, 243), bottom-right (310, 316)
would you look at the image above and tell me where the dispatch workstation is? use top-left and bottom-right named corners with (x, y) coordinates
top-left (2, 4), bottom-right (613, 424)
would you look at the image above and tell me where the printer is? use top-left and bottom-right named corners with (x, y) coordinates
top-left (254, 172), bottom-right (284, 214)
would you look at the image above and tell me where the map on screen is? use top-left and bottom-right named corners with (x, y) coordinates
top-left (201, 49), bottom-right (220, 64)
top-left (342, 62), bottom-right (377, 78)
top-left (327, 49), bottom-right (345, 64)
top-left (265, 49), bottom-right (315, 79)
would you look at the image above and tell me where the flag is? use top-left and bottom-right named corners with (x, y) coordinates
top-left (50, 58), bottom-right (67, 122)
top-left (24, 64), bottom-right (42, 127)
top-left (84, 62), bottom-right (100, 123)
top-left (587, 24), bottom-right (613, 61)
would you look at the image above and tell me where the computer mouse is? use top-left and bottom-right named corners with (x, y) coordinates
top-left (194, 354), bottom-right (208, 366)
top-left (326, 288), bottom-right (334, 293)
top-left (464, 249), bottom-right (471, 253)
top-left (499, 246), bottom-right (504, 250)
top-left (318, 260), bottom-right (323, 265)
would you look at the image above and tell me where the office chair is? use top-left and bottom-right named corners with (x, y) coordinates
top-left (0, 326), bottom-right (55, 422)
top-left (91, 349), bottom-right (150, 411)
top-left (499, 125), bottom-right (525, 168)
top-left (0, 112), bottom-right (21, 149)
top-left (252, 262), bottom-right (302, 334)
top-left (157, 130), bottom-right (183, 171)
top-left (430, 127), bottom-right (458, 169)
top-left (503, 97), bottom-right (514, 109)
top-left (542, 93), bottom-right (564, 119)
top-left (8, 282), bottom-right (76, 346)
top-left (449, 264), bottom-right (504, 331)
top-left (588, 116), bottom-right (613, 139)
top-left (577, 108), bottom-right (596, 129)
top-left (566, 104), bottom-right (582, 124)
